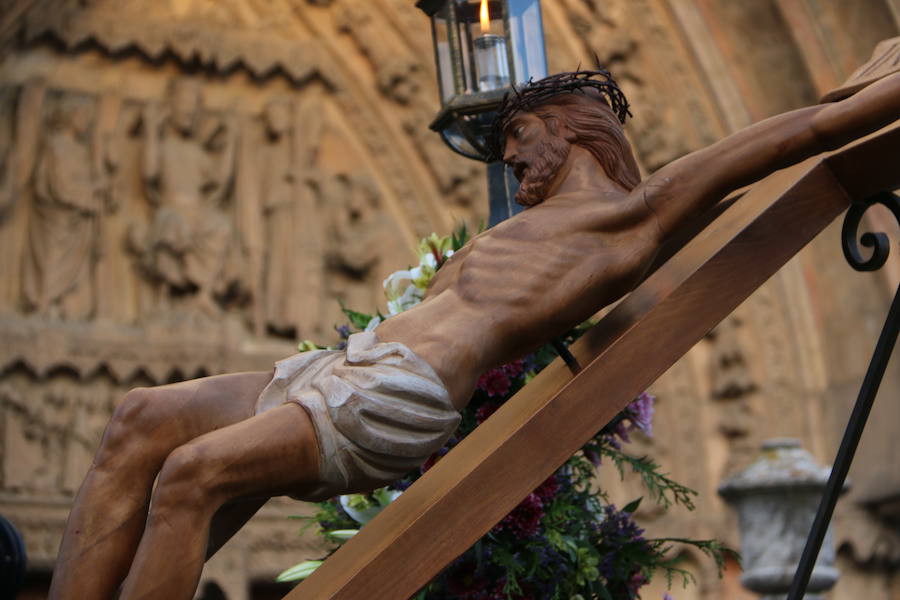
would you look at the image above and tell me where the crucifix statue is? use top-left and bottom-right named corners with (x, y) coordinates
top-left (49, 69), bottom-right (900, 600)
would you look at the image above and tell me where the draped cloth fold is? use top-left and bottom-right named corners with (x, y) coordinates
top-left (256, 331), bottom-right (459, 501)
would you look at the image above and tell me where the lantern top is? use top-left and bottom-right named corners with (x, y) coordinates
top-left (416, 0), bottom-right (447, 16)
top-left (718, 438), bottom-right (840, 498)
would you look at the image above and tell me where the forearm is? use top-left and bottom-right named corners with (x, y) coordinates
top-left (813, 71), bottom-right (900, 151)
top-left (645, 72), bottom-right (900, 237)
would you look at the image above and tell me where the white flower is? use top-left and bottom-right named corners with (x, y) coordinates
top-left (419, 252), bottom-right (438, 269)
top-left (364, 316), bottom-right (382, 331)
top-left (383, 269), bottom-right (414, 301)
top-left (386, 284), bottom-right (423, 315)
top-left (276, 560), bottom-right (323, 582)
top-left (339, 489), bottom-right (402, 525)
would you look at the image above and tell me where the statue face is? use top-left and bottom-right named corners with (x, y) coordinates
top-left (68, 104), bottom-right (92, 138)
top-left (168, 81), bottom-right (202, 133)
top-left (502, 111), bottom-right (571, 207)
top-left (264, 101), bottom-right (291, 136)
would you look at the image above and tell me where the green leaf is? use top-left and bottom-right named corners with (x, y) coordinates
top-left (340, 305), bottom-right (375, 330)
top-left (451, 222), bottom-right (470, 251)
top-left (622, 497), bottom-right (643, 514)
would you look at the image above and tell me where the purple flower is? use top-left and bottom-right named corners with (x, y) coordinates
top-left (335, 324), bottom-right (352, 339)
top-left (627, 392), bottom-right (655, 437)
top-left (502, 359), bottom-right (525, 379)
top-left (663, 594), bottom-right (674, 600)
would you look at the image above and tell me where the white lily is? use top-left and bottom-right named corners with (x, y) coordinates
top-left (275, 559), bottom-right (323, 582)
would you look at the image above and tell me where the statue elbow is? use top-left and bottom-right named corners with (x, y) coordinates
top-left (809, 113), bottom-right (841, 155)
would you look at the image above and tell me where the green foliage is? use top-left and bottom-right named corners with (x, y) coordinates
top-left (340, 305), bottom-right (376, 331)
top-left (597, 447), bottom-right (698, 510)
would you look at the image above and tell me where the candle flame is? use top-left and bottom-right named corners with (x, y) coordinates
top-left (479, 0), bottom-right (490, 34)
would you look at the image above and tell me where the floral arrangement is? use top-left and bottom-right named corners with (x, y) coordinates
top-left (279, 226), bottom-right (730, 599)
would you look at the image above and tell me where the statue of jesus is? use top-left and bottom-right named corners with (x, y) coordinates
top-left (49, 70), bottom-right (900, 600)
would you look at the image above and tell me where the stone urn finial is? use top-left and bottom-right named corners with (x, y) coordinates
top-left (718, 438), bottom-right (845, 600)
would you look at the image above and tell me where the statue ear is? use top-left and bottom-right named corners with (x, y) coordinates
top-left (560, 124), bottom-right (577, 144)
top-left (544, 113), bottom-right (577, 143)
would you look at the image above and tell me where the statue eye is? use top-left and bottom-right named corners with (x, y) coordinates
top-left (515, 125), bottom-right (525, 138)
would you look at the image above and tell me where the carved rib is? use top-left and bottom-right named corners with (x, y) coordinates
top-left (288, 120), bottom-right (900, 600)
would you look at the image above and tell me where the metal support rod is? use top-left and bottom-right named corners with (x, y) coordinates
top-left (787, 195), bottom-right (900, 599)
top-left (551, 338), bottom-right (582, 374)
top-left (487, 160), bottom-right (522, 227)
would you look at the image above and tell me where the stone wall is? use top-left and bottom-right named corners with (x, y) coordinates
top-left (1, 1), bottom-right (899, 598)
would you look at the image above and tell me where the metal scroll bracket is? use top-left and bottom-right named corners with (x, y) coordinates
top-left (787, 191), bottom-right (900, 600)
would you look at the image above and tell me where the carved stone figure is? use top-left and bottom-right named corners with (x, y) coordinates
top-left (48, 70), bottom-right (900, 600)
top-left (22, 95), bottom-right (105, 320)
top-left (706, 315), bottom-right (758, 475)
top-left (0, 88), bottom-right (16, 220)
top-left (324, 171), bottom-right (410, 320)
top-left (259, 97), bottom-right (299, 335)
top-left (403, 104), bottom-right (483, 212)
top-left (139, 78), bottom-right (236, 317)
top-left (335, 0), bottom-right (421, 104)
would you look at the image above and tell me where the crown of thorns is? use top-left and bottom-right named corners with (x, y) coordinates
top-left (489, 69), bottom-right (631, 160)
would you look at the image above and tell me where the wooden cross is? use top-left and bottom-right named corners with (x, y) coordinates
top-left (287, 71), bottom-right (900, 600)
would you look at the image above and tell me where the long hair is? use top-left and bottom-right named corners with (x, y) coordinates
top-left (531, 93), bottom-right (641, 191)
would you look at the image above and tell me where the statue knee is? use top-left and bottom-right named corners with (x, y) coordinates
top-left (152, 444), bottom-right (220, 518)
top-left (95, 387), bottom-right (168, 470)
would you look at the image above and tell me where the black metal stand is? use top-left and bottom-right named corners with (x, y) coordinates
top-left (486, 161), bottom-right (523, 227)
top-left (0, 514), bottom-right (27, 600)
top-left (787, 192), bottom-right (900, 600)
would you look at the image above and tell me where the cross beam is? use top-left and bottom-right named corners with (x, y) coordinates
top-left (288, 120), bottom-right (900, 600)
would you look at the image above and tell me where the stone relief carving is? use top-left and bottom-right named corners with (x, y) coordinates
top-left (0, 87), bottom-right (17, 220)
top-left (334, 0), bottom-right (483, 218)
top-left (320, 171), bottom-right (411, 326)
top-left (0, 75), bottom-right (392, 373)
top-left (133, 78), bottom-right (238, 318)
top-left (403, 104), bottom-right (484, 212)
top-left (705, 315), bottom-right (758, 476)
top-left (559, 0), bottom-right (702, 171)
top-left (256, 97), bottom-right (300, 336)
top-left (21, 93), bottom-right (114, 321)
top-left (1, 374), bottom-right (118, 496)
top-left (334, 0), bottom-right (422, 105)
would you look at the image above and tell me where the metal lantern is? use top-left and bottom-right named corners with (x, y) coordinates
top-left (719, 439), bottom-right (844, 600)
top-left (416, 0), bottom-right (548, 161)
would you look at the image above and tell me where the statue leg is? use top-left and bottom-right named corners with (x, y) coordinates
top-left (117, 402), bottom-right (322, 600)
top-left (48, 371), bottom-right (272, 600)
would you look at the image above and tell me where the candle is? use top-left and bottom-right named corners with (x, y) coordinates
top-left (474, 0), bottom-right (510, 91)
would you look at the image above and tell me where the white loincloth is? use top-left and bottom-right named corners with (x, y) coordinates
top-left (255, 331), bottom-right (459, 501)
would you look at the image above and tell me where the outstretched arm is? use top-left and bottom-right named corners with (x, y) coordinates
top-left (638, 71), bottom-right (900, 237)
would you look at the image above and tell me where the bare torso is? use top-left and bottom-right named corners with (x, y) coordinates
top-left (376, 186), bottom-right (660, 408)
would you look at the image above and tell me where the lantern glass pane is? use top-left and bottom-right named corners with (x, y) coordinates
top-left (456, 0), bottom-right (511, 92)
top-left (507, 0), bottom-right (547, 84)
top-left (440, 120), bottom-right (481, 159)
top-left (431, 7), bottom-right (457, 103)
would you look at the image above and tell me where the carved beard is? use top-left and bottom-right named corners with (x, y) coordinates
top-left (515, 136), bottom-right (571, 207)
